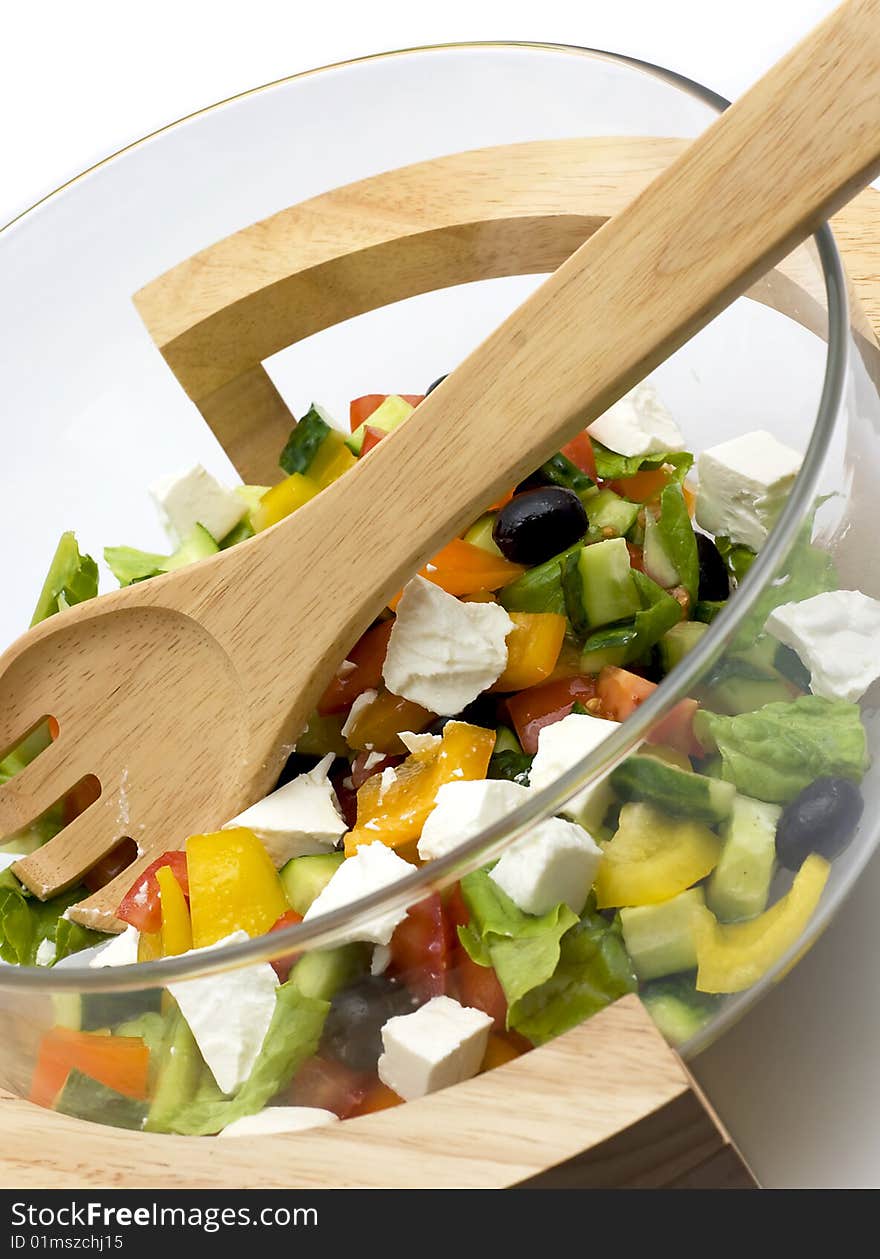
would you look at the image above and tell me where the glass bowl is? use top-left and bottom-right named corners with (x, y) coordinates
top-left (0, 42), bottom-right (877, 1139)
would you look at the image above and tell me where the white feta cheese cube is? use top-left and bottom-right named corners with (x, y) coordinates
top-left (363, 751), bottom-right (386, 770)
top-left (529, 713), bottom-right (620, 832)
top-left (223, 753), bottom-right (346, 866)
top-left (383, 577), bottom-right (513, 715)
top-left (217, 1106), bottom-right (338, 1137)
top-left (587, 381), bottom-right (685, 457)
top-left (377, 767), bottom-right (397, 803)
top-left (377, 995), bottom-right (492, 1100)
top-left (89, 924), bottom-right (141, 968)
top-left (35, 938), bottom-right (57, 967)
top-left (695, 430), bottom-right (802, 551)
top-left (489, 815), bottom-right (601, 916)
top-left (371, 943), bottom-right (392, 975)
top-left (398, 731), bottom-right (442, 755)
top-left (303, 842), bottom-right (413, 946)
top-left (766, 589), bottom-right (880, 702)
top-left (418, 778), bottom-right (530, 861)
top-left (168, 930), bottom-right (278, 1095)
top-left (341, 689), bottom-right (378, 740)
top-left (150, 464), bottom-right (247, 545)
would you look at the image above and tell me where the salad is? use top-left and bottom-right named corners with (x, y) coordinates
top-left (1, 379), bottom-right (875, 1137)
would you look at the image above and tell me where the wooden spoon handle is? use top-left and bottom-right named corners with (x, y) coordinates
top-left (169, 0), bottom-right (880, 742)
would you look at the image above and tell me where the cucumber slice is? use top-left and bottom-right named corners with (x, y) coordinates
top-left (611, 755), bottom-right (735, 824)
top-left (562, 538), bottom-right (641, 634)
top-left (578, 625), bottom-right (633, 673)
top-left (280, 404), bottom-right (333, 475)
top-left (702, 675), bottom-right (794, 715)
top-left (464, 514), bottom-right (502, 557)
top-left (280, 852), bottom-right (346, 915)
top-left (145, 1009), bottom-right (204, 1133)
top-left (499, 543), bottom-right (581, 616)
top-left (161, 524), bottom-right (219, 572)
top-left (346, 395), bottom-right (415, 455)
top-left (55, 1069), bottom-right (147, 1131)
top-left (535, 452), bottom-right (595, 499)
top-left (659, 621), bottom-right (709, 672)
top-left (643, 512), bottom-right (680, 588)
top-left (706, 794), bottom-right (780, 922)
top-left (620, 886), bottom-right (704, 981)
top-left (641, 976), bottom-right (719, 1046)
top-left (289, 943), bottom-right (370, 1002)
top-left (493, 725), bottom-right (522, 755)
top-left (693, 599), bottom-right (726, 624)
top-left (585, 488), bottom-right (640, 540)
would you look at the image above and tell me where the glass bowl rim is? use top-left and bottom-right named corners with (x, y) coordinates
top-left (0, 41), bottom-right (850, 1022)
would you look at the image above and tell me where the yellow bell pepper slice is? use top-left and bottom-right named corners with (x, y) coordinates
top-left (345, 722), bottom-right (496, 855)
top-left (137, 931), bottom-right (163, 963)
top-left (252, 473), bottom-right (319, 532)
top-left (156, 864), bottom-right (192, 957)
top-left (490, 612), bottom-right (566, 692)
top-left (594, 802), bottom-right (720, 909)
top-left (693, 853), bottom-right (829, 993)
top-left (187, 828), bottom-right (289, 948)
top-left (308, 432), bottom-right (357, 489)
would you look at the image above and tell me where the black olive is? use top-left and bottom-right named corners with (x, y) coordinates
top-left (493, 487), bottom-right (587, 565)
top-left (776, 776), bottom-right (864, 871)
top-left (514, 470), bottom-right (548, 496)
top-left (427, 695), bottom-right (500, 736)
top-left (695, 533), bottom-right (730, 602)
top-left (320, 975), bottom-right (416, 1073)
top-left (426, 374), bottom-right (447, 395)
top-left (274, 752), bottom-right (321, 789)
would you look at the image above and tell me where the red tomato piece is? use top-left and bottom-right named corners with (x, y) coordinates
top-left (349, 1081), bottom-right (403, 1116)
top-left (596, 666), bottom-right (702, 758)
top-left (329, 763), bottom-right (359, 830)
top-left (560, 431), bottom-right (598, 481)
top-left (83, 836), bottom-right (138, 894)
top-left (506, 675), bottom-right (598, 755)
top-left (116, 851), bottom-right (189, 933)
top-left (446, 885), bottom-right (508, 1029)
top-left (349, 395), bottom-right (386, 431)
top-left (359, 425), bottom-right (387, 457)
top-left (388, 893), bottom-right (453, 1002)
top-left (317, 620), bottom-right (395, 715)
top-left (267, 908), bottom-right (303, 982)
top-left (287, 1057), bottom-right (370, 1119)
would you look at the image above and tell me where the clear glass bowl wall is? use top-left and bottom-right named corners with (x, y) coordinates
top-left (1, 44), bottom-right (878, 1119)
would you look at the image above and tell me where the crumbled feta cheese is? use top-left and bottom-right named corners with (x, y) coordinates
top-left (168, 930), bottom-right (278, 1095)
top-left (338, 659), bottom-right (357, 677)
top-left (363, 751), bottom-right (386, 770)
top-left (224, 753), bottom-right (346, 866)
top-left (766, 590), bottom-right (880, 702)
top-left (398, 731), bottom-right (442, 755)
top-left (489, 815), bottom-right (601, 916)
top-left (377, 767), bottom-right (397, 804)
top-left (383, 577), bottom-right (513, 715)
top-left (695, 430), bottom-right (802, 551)
top-left (371, 943), bottom-right (392, 975)
top-left (303, 842), bottom-right (413, 945)
top-left (150, 464), bottom-right (246, 545)
top-left (89, 924), bottom-right (141, 968)
top-left (341, 689), bottom-right (378, 740)
top-left (418, 779), bottom-right (530, 861)
top-left (377, 995), bottom-right (492, 1100)
top-left (217, 1107), bottom-right (338, 1137)
top-left (529, 713), bottom-right (621, 832)
top-left (587, 381), bottom-right (685, 457)
top-left (35, 939), bottom-right (57, 967)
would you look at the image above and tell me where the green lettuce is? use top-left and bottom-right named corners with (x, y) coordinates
top-left (487, 750), bottom-right (532, 786)
top-left (656, 482), bottom-right (699, 604)
top-left (458, 871), bottom-right (635, 1044)
top-left (54, 916), bottom-right (107, 963)
top-left (163, 982), bottom-right (329, 1136)
top-left (579, 570), bottom-right (681, 666)
top-left (733, 515), bottom-right (837, 648)
top-left (591, 441), bottom-right (692, 483)
top-left (694, 695), bottom-right (869, 804)
top-left (30, 533), bottom-right (99, 626)
top-left (0, 871), bottom-right (88, 966)
top-left (103, 546), bottom-right (167, 587)
top-left (715, 536), bottom-right (756, 585)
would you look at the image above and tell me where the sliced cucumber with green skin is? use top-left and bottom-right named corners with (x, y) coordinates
top-left (620, 887), bottom-right (704, 981)
top-left (640, 976), bottom-right (719, 1046)
top-left (464, 513), bottom-right (502, 557)
top-left (578, 625), bottom-right (634, 673)
top-left (643, 512), bottom-right (680, 588)
top-left (346, 395), bottom-right (415, 455)
top-left (562, 537), bottom-right (641, 635)
top-left (585, 488), bottom-right (640, 541)
top-left (707, 794), bottom-right (780, 922)
top-left (694, 599), bottom-right (726, 623)
top-left (610, 754), bottom-right (735, 823)
top-left (702, 675), bottom-right (794, 715)
top-left (659, 621), bottom-right (709, 672)
top-left (161, 524), bottom-right (219, 572)
top-left (535, 452), bottom-right (596, 500)
top-left (499, 543), bottom-right (581, 616)
top-left (280, 852), bottom-right (346, 915)
top-left (55, 1069), bottom-right (147, 1131)
top-left (279, 405), bottom-right (333, 476)
top-left (145, 1009), bottom-right (204, 1133)
top-left (493, 725), bottom-right (522, 755)
top-left (288, 943), bottom-right (370, 1002)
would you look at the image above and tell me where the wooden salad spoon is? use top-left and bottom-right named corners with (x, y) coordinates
top-left (1, 0), bottom-right (879, 931)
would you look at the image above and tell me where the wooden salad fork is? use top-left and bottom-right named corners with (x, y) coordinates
top-left (1, 0), bottom-right (879, 932)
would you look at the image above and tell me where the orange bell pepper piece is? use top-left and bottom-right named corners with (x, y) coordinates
top-left (318, 620), bottom-right (395, 715)
top-left (490, 612), bottom-right (566, 692)
top-left (31, 1028), bottom-right (150, 1109)
top-left (609, 467), bottom-right (670, 504)
top-left (481, 1032), bottom-right (525, 1072)
top-left (345, 721), bottom-right (496, 855)
top-left (342, 688), bottom-right (434, 755)
top-left (388, 538), bottom-right (524, 609)
top-left (350, 1082), bottom-right (404, 1116)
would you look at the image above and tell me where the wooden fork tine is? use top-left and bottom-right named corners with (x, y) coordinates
top-left (0, 738), bottom-right (91, 842)
top-left (12, 799), bottom-right (120, 902)
top-left (68, 849), bottom-right (172, 935)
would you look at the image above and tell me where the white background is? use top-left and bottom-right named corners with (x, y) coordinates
top-left (4, 0), bottom-right (878, 1189)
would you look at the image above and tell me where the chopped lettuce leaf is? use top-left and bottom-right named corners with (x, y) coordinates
top-left (162, 981), bottom-right (329, 1136)
top-left (578, 570), bottom-right (681, 665)
top-left (103, 546), bottom-right (167, 587)
top-left (715, 536), bottom-right (756, 585)
top-left (0, 874), bottom-right (87, 966)
top-left (54, 916), bottom-right (107, 963)
top-left (507, 906), bottom-right (636, 1045)
top-left (694, 695), bottom-right (868, 804)
top-left (30, 533), bottom-right (99, 626)
top-left (733, 514), bottom-right (837, 647)
top-left (656, 482), bottom-right (699, 604)
top-left (591, 442), bottom-right (693, 483)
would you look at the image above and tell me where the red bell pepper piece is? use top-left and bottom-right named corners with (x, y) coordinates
top-left (267, 908), bottom-right (303, 981)
top-left (116, 851), bottom-right (189, 933)
top-left (506, 675), bottom-right (598, 755)
top-left (349, 394), bottom-right (424, 432)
